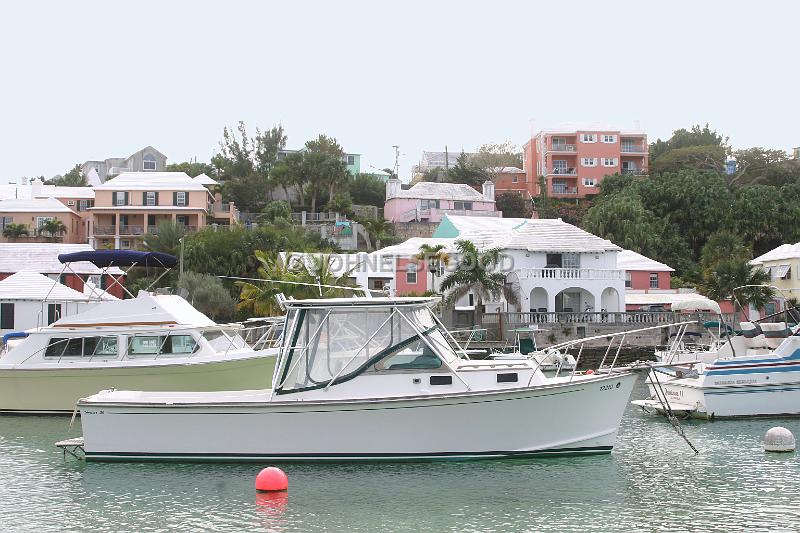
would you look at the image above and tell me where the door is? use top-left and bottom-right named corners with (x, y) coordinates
top-left (47, 303), bottom-right (62, 325)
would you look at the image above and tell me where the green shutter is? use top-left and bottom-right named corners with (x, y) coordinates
top-left (124, 192), bottom-right (129, 205)
top-left (173, 192), bottom-right (178, 206)
top-left (142, 192), bottom-right (147, 205)
top-left (155, 191), bottom-right (159, 205)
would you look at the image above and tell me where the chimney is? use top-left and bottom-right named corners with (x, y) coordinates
top-left (31, 178), bottom-right (44, 197)
top-left (482, 180), bottom-right (495, 201)
top-left (386, 178), bottom-right (401, 200)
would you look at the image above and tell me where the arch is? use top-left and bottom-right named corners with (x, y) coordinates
top-left (530, 287), bottom-right (548, 313)
top-left (601, 287), bottom-right (621, 312)
top-left (555, 287), bottom-right (595, 313)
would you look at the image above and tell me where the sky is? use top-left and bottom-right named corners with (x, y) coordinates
top-left (1, 0), bottom-right (798, 182)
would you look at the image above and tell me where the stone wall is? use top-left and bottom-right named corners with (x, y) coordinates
top-left (392, 221), bottom-right (437, 240)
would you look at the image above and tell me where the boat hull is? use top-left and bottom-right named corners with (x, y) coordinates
top-left (0, 355), bottom-right (276, 414)
top-left (80, 372), bottom-right (638, 462)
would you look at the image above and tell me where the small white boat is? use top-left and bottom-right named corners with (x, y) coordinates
top-left (0, 250), bottom-right (279, 414)
top-left (75, 297), bottom-right (639, 462)
top-left (634, 321), bottom-right (800, 419)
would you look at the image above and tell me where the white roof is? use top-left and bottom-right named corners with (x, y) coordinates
top-left (442, 215), bottom-right (620, 253)
top-left (0, 271), bottom-right (89, 301)
top-left (391, 182), bottom-right (491, 202)
top-left (281, 252), bottom-right (370, 277)
top-left (488, 167), bottom-right (524, 174)
top-left (617, 250), bottom-right (674, 272)
top-left (52, 292), bottom-right (214, 327)
top-left (94, 172), bottom-right (208, 191)
top-left (533, 123), bottom-right (647, 136)
top-left (86, 168), bottom-right (102, 187)
top-left (625, 291), bottom-right (715, 307)
top-left (371, 237), bottom-right (457, 258)
top-left (0, 197), bottom-right (74, 213)
top-left (0, 184), bottom-right (94, 201)
top-left (0, 243), bottom-right (125, 275)
top-left (83, 280), bottom-right (119, 301)
top-left (193, 173), bottom-right (219, 186)
top-left (751, 243), bottom-right (800, 265)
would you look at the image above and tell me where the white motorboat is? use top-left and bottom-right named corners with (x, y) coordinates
top-left (75, 296), bottom-right (638, 462)
top-left (634, 321), bottom-right (800, 419)
top-left (492, 326), bottom-right (577, 372)
top-left (0, 250), bottom-right (279, 414)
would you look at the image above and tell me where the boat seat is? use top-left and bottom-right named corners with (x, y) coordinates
top-left (519, 338), bottom-right (536, 355)
top-left (761, 322), bottom-right (790, 349)
top-left (387, 353), bottom-right (442, 370)
top-left (740, 322), bottom-right (766, 350)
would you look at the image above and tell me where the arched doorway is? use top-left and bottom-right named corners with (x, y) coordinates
top-left (601, 287), bottom-right (621, 312)
top-left (530, 287), bottom-right (548, 313)
top-left (555, 288), bottom-right (595, 313)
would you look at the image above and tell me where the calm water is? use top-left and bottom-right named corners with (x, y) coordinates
top-left (1, 379), bottom-right (799, 533)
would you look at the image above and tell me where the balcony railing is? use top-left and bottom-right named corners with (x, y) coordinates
top-left (551, 186), bottom-right (578, 195)
top-left (620, 144), bottom-right (646, 153)
top-left (93, 225), bottom-right (117, 235)
top-left (119, 225), bottom-right (144, 235)
top-left (621, 168), bottom-right (647, 176)
top-left (549, 144), bottom-right (576, 152)
top-left (548, 167), bottom-right (577, 175)
top-left (440, 209), bottom-right (501, 217)
top-left (515, 268), bottom-right (625, 281)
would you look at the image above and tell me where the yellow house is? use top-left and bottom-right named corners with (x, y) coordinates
top-left (750, 243), bottom-right (800, 303)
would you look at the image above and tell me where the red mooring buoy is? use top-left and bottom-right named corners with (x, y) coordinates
top-left (255, 467), bottom-right (289, 492)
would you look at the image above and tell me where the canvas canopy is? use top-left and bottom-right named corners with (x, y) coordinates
top-left (58, 250), bottom-right (177, 268)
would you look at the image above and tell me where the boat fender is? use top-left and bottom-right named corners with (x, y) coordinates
top-left (256, 467), bottom-right (289, 492)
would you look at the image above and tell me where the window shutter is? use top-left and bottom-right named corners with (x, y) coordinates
top-left (614, 158), bottom-right (619, 165)
top-left (155, 191), bottom-right (159, 205)
top-left (0, 302), bottom-right (14, 329)
top-left (124, 192), bottom-right (129, 205)
top-left (173, 192), bottom-right (178, 206)
top-left (142, 192), bottom-right (147, 205)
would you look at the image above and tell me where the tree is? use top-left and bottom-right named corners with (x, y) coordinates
top-left (326, 192), bottom-right (353, 215)
top-left (495, 191), bottom-right (532, 218)
top-left (699, 260), bottom-right (774, 321)
top-left (304, 136), bottom-right (350, 205)
top-left (729, 147), bottom-right (800, 188)
top-left (178, 272), bottom-right (235, 321)
top-left (471, 142), bottom-right (523, 180)
top-left (347, 173), bottom-right (386, 207)
top-left (650, 123), bottom-right (728, 162)
top-left (535, 176), bottom-right (558, 219)
top-left (166, 161), bottom-right (216, 178)
top-left (439, 239), bottom-right (517, 327)
top-left (236, 251), bottom-right (301, 317)
top-left (447, 152), bottom-right (486, 187)
top-left (361, 218), bottom-right (393, 250)
top-left (291, 253), bottom-right (357, 297)
top-left (143, 221), bottom-right (185, 256)
top-left (48, 164), bottom-right (87, 186)
top-left (730, 185), bottom-right (784, 256)
top-left (40, 219), bottom-right (67, 240)
top-left (259, 201), bottom-right (291, 225)
top-left (2, 223), bottom-right (29, 241)
top-left (650, 145), bottom-right (727, 175)
top-left (415, 243), bottom-right (450, 293)
top-left (700, 230), bottom-right (752, 273)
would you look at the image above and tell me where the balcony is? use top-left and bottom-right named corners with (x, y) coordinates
top-left (549, 144), bottom-right (576, 153)
top-left (516, 268), bottom-right (625, 281)
top-left (620, 144), bottom-right (647, 154)
top-left (93, 225), bottom-right (117, 236)
top-left (119, 225), bottom-right (144, 235)
top-left (551, 186), bottom-right (578, 195)
top-left (440, 209), bottom-right (501, 217)
top-left (148, 225), bottom-right (199, 234)
top-left (621, 168), bottom-right (647, 176)
top-left (548, 167), bottom-right (577, 176)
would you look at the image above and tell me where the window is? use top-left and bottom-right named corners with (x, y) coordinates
top-left (174, 191), bottom-right (187, 206)
top-left (453, 201), bottom-right (473, 211)
top-left (581, 158), bottom-right (597, 167)
top-left (601, 135), bottom-right (617, 143)
top-left (649, 273), bottom-right (659, 288)
top-left (625, 272), bottom-right (632, 288)
top-left (0, 216), bottom-right (12, 230)
top-left (128, 335), bottom-right (197, 356)
top-left (511, 175), bottom-right (518, 183)
top-left (36, 216), bottom-right (54, 229)
top-left (581, 134), bottom-right (596, 143)
top-left (44, 336), bottom-right (118, 358)
top-left (78, 200), bottom-right (89, 212)
top-left (406, 263), bottom-right (418, 284)
top-left (552, 160), bottom-right (567, 172)
top-left (420, 199), bottom-right (439, 210)
top-left (344, 155), bottom-right (356, 166)
top-left (562, 253), bottom-right (580, 269)
top-left (47, 303), bottom-right (62, 324)
top-left (143, 154), bottom-right (157, 171)
top-left (67, 200), bottom-right (75, 206)
top-left (602, 158), bottom-right (618, 167)
top-left (114, 192), bottom-right (127, 206)
top-left (176, 215), bottom-right (188, 226)
top-left (583, 178), bottom-right (597, 187)
top-left (145, 191), bottom-right (157, 206)
top-left (0, 302), bottom-right (14, 329)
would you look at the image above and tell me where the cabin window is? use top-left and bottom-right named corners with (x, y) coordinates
top-left (0, 302), bottom-right (14, 329)
top-left (127, 334), bottom-right (197, 356)
top-left (43, 336), bottom-right (118, 357)
top-left (202, 330), bottom-right (246, 351)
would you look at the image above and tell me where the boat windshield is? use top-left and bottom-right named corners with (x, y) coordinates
top-left (201, 329), bottom-right (249, 352)
top-left (276, 305), bottom-right (457, 393)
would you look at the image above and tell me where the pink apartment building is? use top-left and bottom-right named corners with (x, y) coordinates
top-left (522, 127), bottom-right (648, 199)
top-left (383, 179), bottom-right (500, 223)
top-left (89, 172), bottom-right (214, 249)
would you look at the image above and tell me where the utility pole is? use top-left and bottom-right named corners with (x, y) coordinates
top-left (179, 237), bottom-right (185, 283)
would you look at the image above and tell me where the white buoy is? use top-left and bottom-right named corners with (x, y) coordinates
top-left (764, 427), bottom-right (796, 452)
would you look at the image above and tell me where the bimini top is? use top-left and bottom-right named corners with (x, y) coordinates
top-left (58, 250), bottom-right (178, 268)
top-left (283, 296), bottom-right (437, 308)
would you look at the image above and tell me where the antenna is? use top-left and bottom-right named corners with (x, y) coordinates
top-left (392, 145), bottom-right (400, 179)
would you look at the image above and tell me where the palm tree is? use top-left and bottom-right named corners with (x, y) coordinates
top-left (236, 251), bottom-right (301, 317)
top-left (40, 219), bottom-right (67, 241)
top-left (414, 243), bottom-right (450, 293)
top-left (700, 260), bottom-right (774, 321)
top-left (2, 223), bottom-right (29, 241)
top-left (362, 218), bottom-right (392, 250)
top-left (293, 253), bottom-right (357, 297)
top-left (143, 221), bottom-right (185, 256)
top-left (439, 239), bottom-right (518, 328)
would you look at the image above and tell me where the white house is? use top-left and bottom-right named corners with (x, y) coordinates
top-left (0, 271), bottom-right (98, 335)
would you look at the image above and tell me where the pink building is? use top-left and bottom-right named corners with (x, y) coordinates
top-left (522, 126), bottom-right (648, 199)
top-left (490, 167), bottom-right (528, 197)
top-left (383, 179), bottom-right (500, 223)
